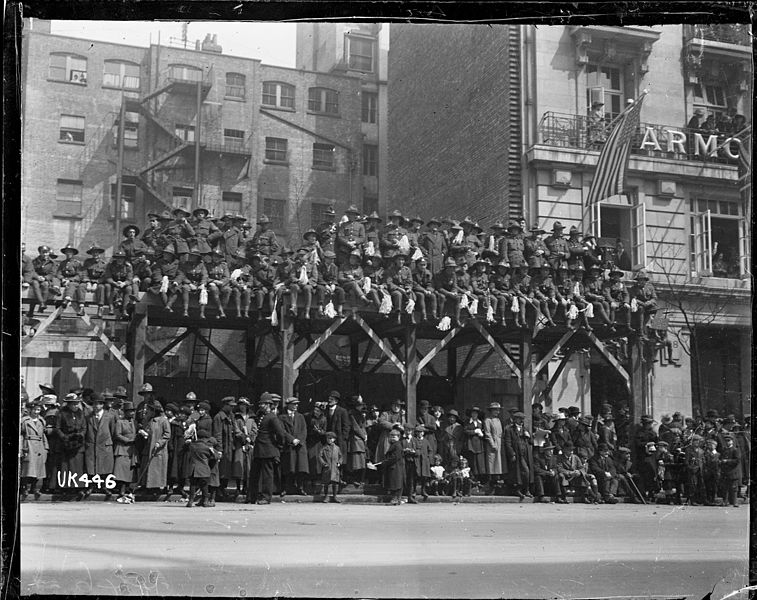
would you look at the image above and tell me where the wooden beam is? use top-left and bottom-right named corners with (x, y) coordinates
top-left (263, 356), bottom-right (280, 370)
top-left (194, 329), bottom-right (251, 383)
top-left (533, 330), bottom-right (577, 374)
top-left (404, 325), bottom-right (418, 422)
top-left (292, 316), bottom-right (346, 371)
top-left (245, 327), bottom-right (256, 380)
top-left (630, 340), bottom-right (644, 421)
top-left (79, 313), bottom-right (133, 374)
top-left (464, 347), bottom-right (494, 378)
top-left (129, 304), bottom-right (147, 399)
top-left (21, 306), bottom-right (63, 349)
top-left (368, 354), bottom-right (390, 374)
top-left (350, 340), bottom-right (359, 372)
top-left (280, 318), bottom-right (296, 399)
top-left (447, 347), bottom-right (457, 382)
top-left (353, 313), bottom-right (405, 375)
top-left (315, 347), bottom-right (343, 372)
top-left (359, 340), bottom-right (373, 371)
top-left (144, 327), bottom-right (191, 369)
top-left (586, 331), bottom-right (631, 392)
top-left (457, 345), bottom-right (477, 380)
top-left (544, 352), bottom-right (572, 395)
top-left (521, 331), bottom-right (534, 433)
top-left (416, 349), bottom-right (441, 378)
top-left (467, 318), bottom-right (522, 385)
top-left (417, 326), bottom-right (461, 372)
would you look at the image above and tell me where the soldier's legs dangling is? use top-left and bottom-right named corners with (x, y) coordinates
top-left (288, 284), bottom-right (299, 317)
top-left (181, 288), bottom-right (190, 316)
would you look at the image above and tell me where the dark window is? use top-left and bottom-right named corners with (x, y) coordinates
top-left (59, 114), bottom-right (85, 143)
top-left (308, 88), bottom-right (339, 115)
top-left (262, 82), bottom-right (295, 109)
top-left (56, 179), bottom-right (83, 215)
top-left (362, 92), bottom-right (377, 123)
top-left (222, 191), bottom-right (243, 215)
top-left (311, 202), bottom-right (331, 228)
top-left (313, 143), bottom-right (335, 168)
top-left (263, 198), bottom-right (285, 232)
top-left (103, 60), bottom-right (140, 89)
top-left (363, 194), bottom-right (378, 216)
top-left (49, 53), bottom-right (87, 85)
top-left (175, 124), bottom-right (195, 143)
top-left (348, 36), bottom-right (374, 72)
top-left (225, 72), bottom-right (246, 98)
top-left (110, 183), bottom-right (137, 219)
top-left (113, 112), bottom-right (139, 148)
top-left (168, 64), bottom-right (203, 82)
top-left (223, 128), bottom-right (245, 148)
top-left (362, 144), bottom-right (378, 176)
top-left (265, 137), bottom-right (288, 162)
top-left (172, 187), bottom-right (193, 212)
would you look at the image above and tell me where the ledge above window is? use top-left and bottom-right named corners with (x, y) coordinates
top-left (311, 164), bottom-right (336, 172)
top-left (52, 213), bottom-right (83, 220)
top-left (58, 140), bottom-right (85, 146)
top-left (47, 78), bottom-right (89, 88)
top-left (224, 95), bottom-right (246, 103)
top-left (307, 111), bottom-right (341, 119)
top-left (261, 105), bottom-right (296, 113)
top-left (263, 159), bottom-right (290, 167)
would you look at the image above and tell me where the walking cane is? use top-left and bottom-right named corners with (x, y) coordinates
top-left (133, 442), bottom-right (165, 496)
top-left (626, 474), bottom-right (647, 505)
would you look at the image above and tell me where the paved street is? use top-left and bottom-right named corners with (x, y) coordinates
top-left (21, 501), bottom-right (747, 598)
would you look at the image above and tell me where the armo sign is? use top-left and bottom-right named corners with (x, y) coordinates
top-left (638, 127), bottom-right (745, 159)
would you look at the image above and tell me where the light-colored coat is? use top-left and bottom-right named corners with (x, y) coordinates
top-left (113, 417), bottom-right (137, 482)
top-left (139, 415), bottom-right (171, 488)
top-left (319, 443), bottom-right (342, 484)
top-left (483, 417), bottom-right (503, 475)
top-left (21, 417), bottom-right (48, 479)
top-left (85, 410), bottom-right (116, 475)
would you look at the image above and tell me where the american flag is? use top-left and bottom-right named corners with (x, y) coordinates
top-left (586, 91), bottom-right (647, 207)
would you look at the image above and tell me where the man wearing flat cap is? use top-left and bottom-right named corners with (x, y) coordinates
top-left (325, 391), bottom-right (350, 454)
top-left (212, 397), bottom-right (237, 497)
top-left (279, 397), bottom-right (309, 496)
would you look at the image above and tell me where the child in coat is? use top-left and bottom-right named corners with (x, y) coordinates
top-left (318, 431), bottom-right (342, 503)
top-left (428, 454), bottom-right (446, 496)
top-left (381, 429), bottom-right (405, 505)
top-left (186, 436), bottom-right (216, 508)
top-left (448, 456), bottom-right (472, 498)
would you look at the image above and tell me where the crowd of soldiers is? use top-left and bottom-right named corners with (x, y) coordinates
top-left (22, 206), bottom-right (661, 339)
top-left (20, 382), bottom-right (749, 507)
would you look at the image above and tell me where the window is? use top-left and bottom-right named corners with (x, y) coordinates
top-left (263, 198), bottom-right (285, 232)
top-left (175, 124), bottom-right (195, 143)
top-left (363, 194), bottom-right (378, 216)
top-left (310, 202), bottom-right (331, 228)
top-left (312, 143), bottom-right (335, 169)
top-left (222, 191), bottom-right (243, 215)
top-left (348, 36), bottom-right (375, 72)
top-left (172, 187), bottom-right (193, 212)
top-left (689, 198), bottom-right (746, 279)
top-left (692, 83), bottom-right (727, 120)
top-left (225, 73), bottom-right (246, 99)
top-left (103, 60), bottom-right (140, 90)
top-left (109, 183), bottom-right (137, 219)
top-left (589, 191), bottom-right (646, 271)
top-left (262, 82), bottom-right (295, 109)
top-left (362, 144), bottom-right (378, 176)
top-left (168, 64), bottom-right (203, 82)
top-left (308, 88), bottom-right (339, 115)
top-left (362, 91), bottom-right (377, 123)
top-left (586, 64), bottom-right (624, 119)
top-left (56, 179), bottom-right (83, 215)
top-left (113, 112), bottom-right (139, 148)
top-left (265, 137), bottom-right (288, 162)
top-left (223, 128), bottom-right (245, 148)
top-left (59, 114), bottom-right (85, 143)
top-left (49, 53), bottom-right (87, 85)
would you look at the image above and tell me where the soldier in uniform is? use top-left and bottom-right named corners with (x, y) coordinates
top-left (524, 223), bottom-right (549, 269)
top-left (29, 245), bottom-right (60, 313)
top-left (229, 252), bottom-right (256, 318)
top-left (584, 265), bottom-right (614, 327)
top-left (566, 226), bottom-right (587, 270)
top-left (218, 214), bottom-right (242, 264)
top-left (119, 225), bottom-right (149, 260)
top-left (149, 247), bottom-right (180, 312)
top-left (604, 268), bottom-right (632, 329)
top-left (500, 221), bottom-right (526, 269)
top-left (385, 253), bottom-right (415, 324)
top-left (483, 221), bottom-right (505, 257)
top-left (164, 208), bottom-right (196, 258)
top-left (317, 250), bottom-right (345, 317)
top-left (189, 207), bottom-right (222, 255)
top-left (338, 250), bottom-right (368, 305)
top-left (336, 205), bottom-right (366, 265)
top-left (103, 251), bottom-right (135, 318)
top-left (460, 217), bottom-right (483, 266)
top-left (530, 264), bottom-right (558, 327)
top-left (380, 223), bottom-right (403, 262)
top-left (251, 214), bottom-right (280, 257)
top-left (130, 248), bottom-right (153, 292)
top-left (58, 244), bottom-right (85, 315)
top-left (405, 216), bottom-right (424, 260)
top-left (629, 269), bottom-right (658, 338)
top-left (435, 257), bottom-right (462, 323)
top-left (316, 206), bottom-right (337, 243)
top-left (489, 261), bottom-right (514, 324)
top-left (300, 229), bottom-right (321, 260)
top-left (582, 233), bottom-right (602, 270)
top-left (289, 248), bottom-right (319, 319)
top-left (176, 251), bottom-right (209, 318)
top-left (252, 254), bottom-right (276, 318)
top-left (82, 244), bottom-right (108, 316)
top-left (384, 209), bottom-right (408, 238)
top-left (411, 255), bottom-right (438, 321)
top-left (363, 211), bottom-right (383, 259)
top-left (544, 222), bottom-right (570, 271)
top-left (141, 212), bottom-right (169, 254)
top-left (205, 249), bottom-right (231, 318)
top-left (469, 258), bottom-right (494, 318)
top-left (421, 217), bottom-right (447, 276)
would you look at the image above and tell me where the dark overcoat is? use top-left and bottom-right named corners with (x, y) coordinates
top-left (85, 411), bottom-right (116, 474)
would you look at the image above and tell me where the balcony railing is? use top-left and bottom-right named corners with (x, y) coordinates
top-left (537, 111), bottom-right (745, 166)
top-left (685, 23), bottom-right (751, 46)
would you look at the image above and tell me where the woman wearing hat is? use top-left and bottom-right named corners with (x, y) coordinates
top-left (29, 245), bottom-right (61, 313)
top-left (165, 207), bottom-right (196, 257)
top-left (20, 401), bottom-right (49, 501)
top-left (375, 400), bottom-right (405, 463)
top-left (57, 244), bottom-right (86, 315)
top-left (188, 207), bottom-right (222, 255)
top-left (119, 225), bottom-right (149, 261)
top-left (136, 399), bottom-right (170, 500)
top-left (482, 403), bottom-right (504, 492)
top-left (232, 398), bottom-right (256, 498)
top-left (56, 393), bottom-right (87, 499)
top-left (176, 251), bottom-right (209, 318)
top-left (148, 246), bottom-right (181, 312)
top-left (305, 401), bottom-right (328, 494)
top-left (104, 251), bottom-right (136, 319)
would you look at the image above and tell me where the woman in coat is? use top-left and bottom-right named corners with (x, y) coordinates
top-left (57, 394), bottom-right (87, 498)
top-left (381, 428), bottom-right (405, 505)
top-left (20, 401), bottom-right (48, 500)
top-left (347, 402), bottom-right (368, 486)
top-left (137, 400), bottom-right (171, 496)
top-left (232, 399), bottom-right (257, 497)
top-left (375, 400), bottom-right (404, 462)
top-left (113, 401), bottom-right (138, 502)
top-left (306, 403), bottom-right (328, 492)
top-left (483, 402), bottom-right (504, 491)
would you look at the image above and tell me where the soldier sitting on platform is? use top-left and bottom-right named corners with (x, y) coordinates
top-left (583, 265), bottom-right (614, 328)
top-left (405, 216), bottom-right (425, 261)
top-left (360, 256), bottom-right (384, 308)
top-left (104, 251), bottom-right (135, 319)
top-left (250, 214), bottom-right (279, 258)
top-left (489, 261), bottom-right (514, 325)
top-left (363, 212), bottom-right (383, 261)
top-left (530, 264), bottom-right (558, 327)
top-left (511, 265), bottom-right (533, 328)
top-left (385, 253), bottom-right (415, 324)
top-left (82, 244), bottom-right (109, 317)
top-left (411, 255), bottom-right (438, 321)
top-left (272, 249), bottom-right (295, 316)
top-left (469, 258), bottom-right (494, 320)
top-left (189, 207), bottom-right (222, 255)
top-left (58, 244), bottom-right (85, 315)
top-left (119, 225), bottom-right (149, 261)
top-left (289, 249), bottom-right (319, 319)
top-left (29, 245), bottom-right (60, 314)
top-left (380, 223), bottom-right (402, 262)
top-left (165, 208), bottom-right (196, 259)
top-left (604, 268), bottom-right (632, 330)
top-left (629, 269), bottom-right (657, 338)
top-left (205, 249), bottom-right (231, 319)
top-left (435, 257), bottom-right (462, 324)
top-left (336, 205), bottom-right (366, 266)
top-left (149, 246), bottom-right (180, 312)
top-left (175, 251), bottom-right (209, 318)
top-left (130, 248), bottom-right (153, 292)
top-left (545, 221), bottom-right (570, 271)
top-left (338, 250), bottom-right (368, 305)
top-left (317, 250), bottom-right (345, 318)
top-left (141, 212), bottom-right (169, 255)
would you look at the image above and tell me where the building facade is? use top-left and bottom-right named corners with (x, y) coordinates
top-left (388, 23), bottom-right (752, 419)
top-left (21, 22), bottom-right (365, 253)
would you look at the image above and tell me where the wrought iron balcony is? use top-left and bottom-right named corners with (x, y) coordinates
top-left (536, 111), bottom-right (745, 166)
top-left (685, 23), bottom-right (751, 46)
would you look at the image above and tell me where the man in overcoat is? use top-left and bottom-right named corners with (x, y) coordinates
top-left (325, 391), bottom-right (350, 453)
top-left (249, 394), bottom-right (296, 504)
top-left (212, 397), bottom-right (237, 497)
top-left (137, 399), bottom-right (170, 498)
top-left (503, 411), bottom-right (533, 499)
top-left (279, 397), bottom-right (309, 496)
top-left (84, 393), bottom-right (116, 499)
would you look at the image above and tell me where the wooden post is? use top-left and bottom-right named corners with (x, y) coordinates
top-left (630, 340), bottom-right (645, 422)
top-left (404, 325), bottom-right (418, 425)
top-left (129, 304), bottom-right (147, 401)
top-left (281, 317), bottom-right (296, 400)
top-left (521, 330), bottom-right (533, 434)
top-left (245, 327), bottom-right (256, 385)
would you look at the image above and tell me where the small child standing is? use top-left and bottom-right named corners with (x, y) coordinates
top-left (186, 436), bottom-right (215, 508)
top-left (702, 439), bottom-right (721, 506)
top-left (318, 431), bottom-right (342, 503)
top-left (429, 455), bottom-right (446, 496)
top-left (448, 456), bottom-right (472, 499)
top-left (382, 429), bottom-right (405, 505)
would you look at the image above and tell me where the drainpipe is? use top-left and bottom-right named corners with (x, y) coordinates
top-left (114, 92), bottom-right (126, 249)
top-left (194, 79), bottom-right (202, 210)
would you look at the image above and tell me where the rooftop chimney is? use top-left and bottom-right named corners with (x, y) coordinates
top-left (201, 33), bottom-right (222, 54)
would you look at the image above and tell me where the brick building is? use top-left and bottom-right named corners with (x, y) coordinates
top-left (388, 23), bottom-right (752, 419)
top-left (21, 22), bottom-right (365, 253)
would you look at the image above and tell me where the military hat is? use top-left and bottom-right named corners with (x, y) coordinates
top-left (221, 396), bottom-right (236, 406)
top-left (38, 245), bottom-right (51, 253)
top-left (609, 267), bottom-right (625, 277)
top-left (112, 251), bottom-right (127, 259)
top-left (448, 220), bottom-right (462, 230)
top-left (208, 248), bottom-right (225, 258)
top-left (444, 257), bottom-right (457, 268)
top-left (172, 207), bottom-right (191, 217)
top-left (161, 246), bottom-right (176, 257)
top-left (446, 409), bottom-right (459, 418)
top-left (366, 211), bottom-right (382, 222)
top-left (302, 229), bottom-right (318, 240)
top-left (705, 409), bottom-right (719, 418)
top-left (147, 212), bottom-right (162, 219)
top-left (165, 402), bottom-right (180, 414)
top-left (121, 401), bottom-right (135, 411)
top-left (568, 226), bottom-right (582, 236)
top-left (488, 402), bottom-right (501, 410)
top-left (26, 400), bottom-right (42, 410)
top-left (495, 260), bottom-right (511, 271)
top-left (598, 442), bottom-right (610, 452)
top-left (122, 225), bottom-right (140, 237)
top-left (113, 386), bottom-right (128, 399)
top-left (86, 244), bottom-right (105, 255)
top-left (281, 246), bottom-right (294, 256)
top-left (512, 411), bottom-right (526, 419)
top-left (387, 209), bottom-right (405, 221)
top-left (185, 250), bottom-right (202, 259)
top-left (490, 221), bottom-right (505, 230)
top-left (137, 383), bottom-right (154, 395)
top-left (634, 269), bottom-right (650, 281)
top-left (156, 210), bottom-right (173, 221)
top-left (551, 221), bottom-right (565, 231)
top-left (231, 214), bottom-right (247, 222)
top-left (579, 416), bottom-right (594, 426)
top-left (426, 216), bottom-right (442, 226)
top-left (617, 446), bottom-right (631, 454)
top-left (588, 264), bottom-right (602, 272)
top-left (345, 204), bottom-right (361, 215)
top-left (60, 243), bottom-right (79, 255)
top-left (591, 101), bottom-right (605, 108)
top-left (472, 222), bottom-right (483, 233)
top-left (192, 206), bottom-right (210, 217)
top-left (285, 397), bottom-right (300, 405)
top-left (567, 406), bottom-right (581, 416)
top-left (392, 398), bottom-right (406, 406)
top-left (63, 393), bottom-right (80, 403)
top-left (506, 220), bottom-right (523, 231)
top-left (640, 414), bottom-right (656, 423)
top-left (583, 234), bottom-right (596, 242)
top-left (256, 214), bottom-right (271, 224)
top-left (39, 383), bottom-right (56, 395)
top-left (90, 392), bottom-right (105, 404)
top-left (322, 250), bottom-right (336, 259)
top-left (197, 401), bottom-right (211, 411)
top-left (529, 223), bottom-right (545, 234)
top-left (409, 215), bottom-right (424, 225)
top-left (258, 392), bottom-right (274, 405)
top-left (461, 216), bottom-right (475, 227)
top-left (657, 440), bottom-right (669, 448)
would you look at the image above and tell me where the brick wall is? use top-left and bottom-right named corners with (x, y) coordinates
top-left (388, 24), bottom-right (521, 225)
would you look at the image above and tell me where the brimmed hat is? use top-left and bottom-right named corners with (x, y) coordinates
top-left (490, 221), bottom-right (505, 230)
top-left (640, 414), bottom-right (656, 423)
top-left (137, 383), bottom-right (154, 395)
top-left (506, 221), bottom-right (523, 231)
top-left (387, 209), bottom-right (405, 221)
top-left (568, 226), bottom-right (582, 236)
top-left (693, 107), bottom-right (705, 116)
top-left (426, 216), bottom-right (441, 226)
top-left (122, 225), bottom-right (140, 237)
top-left (302, 229), bottom-right (318, 240)
top-left (551, 221), bottom-right (565, 231)
top-left (446, 409), bottom-right (459, 418)
top-left (414, 425), bottom-right (426, 433)
top-left (579, 416), bottom-right (593, 426)
top-left (618, 446), bottom-right (631, 454)
top-left (86, 244), bottom-right (105, 255)
top-left (60, 243), bottom-right (79, 255)
top-left (39, 383), bottom-right (56, 394)
top-left (112, 251), bottom-right (127, 259)
top-left (237, 397), bottom-right (250, 406)
top-left (409, 215), bottom-right (424, 225)
top-left (529, 223), bottom-right (545, 234)
top-left (285, 397), bottom-right (300, 406)
top-left (172, 207), bottom-right (191, 217)
top-left (322, 250), bottom-right (336, 259)
top-left (113, 386), bottom-right (128, 399)
top-left (567, 406), bottom-right (580, 415)
top-left (41, 394), bottom-right (58, 406)
top-left (157, 210), bottom-right (173, 221)
top-left (610, 267), bottom-right (625, 277)
top-left (366, 211), bottom-right (382, 222)
top-left (256, 214), bottom-right (271, 224)
top-left (488, 402), bottom-right (501, 410)
top-left (325, 431), bottom-right (337, 439)
top-left (192, 206), bottom-right (210, 217)
top-left (419, 400), bottom-right (430, 408)
top-left (591, 101), bottom-right (604, 108)
top-left (345, 204), bottom-right (360, 215)
top-left (444, 257), bottom-right (457, 268)
top-left (634, 269), bottom-right (650, 281)
top-left (63, 393), bottom-right (80, 403)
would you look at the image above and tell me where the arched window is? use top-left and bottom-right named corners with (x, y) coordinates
top-left (308, 87), bottom-right (339, 115)
top-left (225, 72), bottom-right (246, 99)
top-left (103, 60), bottom-right (141, 90)
top-left (49, 53), bottom-right (87, 85)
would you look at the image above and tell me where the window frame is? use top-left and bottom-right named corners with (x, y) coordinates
top-left (113, 111), bottom-right (140, 149)
top-left (347, 35), bottom-right (375, 73)
top-left (362, 144), bottom-right (378, 176)
top-left (49, 53), bottom-right (88, 85)
top-left (312, 142), bottom-right (336, 169)
top-left (109, 182), bottom-right (137, 220)
top-left (586, 63), bottom-right (624, 120)
top-left (262, 81), bottom-right (296, 110)
top-left (264, 137), bottom-right (288, 163)
top-left (222, 191), bottom-right (243, 215)
top-left (59, 114), bottom-right (85, 144)
top-left (223, 128), bottom-right (245, 148)
top-left (689, 197), bottom-right (746, 278)
top-left (175, 124), bottom-right (196, 143)
top-left (308, 87), bottom-right (340, 116)
top-left (225, 72), bottom-right (246, 99)
top-left (263, 197), bottom-right (286, 232)
top-left (361, 91), bottom-right (378, 123)
top-left (102, 59), bottom-right (141, 90)
top-left (55, 179), bottom-right (83, 216)
top-left (168, 64), bottom-right (203, 82)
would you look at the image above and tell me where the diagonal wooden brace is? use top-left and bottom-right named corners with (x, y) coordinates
top-left (533, 330), bottom-right (577, 374)
top-left (21, 306), bottom-right (64, 349)
top-left (418, 326), bottom-right (461, 373)
top-left (467, 318), bottom-right (522, 385)
top-left (293, 317), bottom-right (346, 371)
top-left (80, 313), bottom-right (132, 376)
top-left (586, 331), bottom-right (631, 392)
top-left (353, 314), bottom-right (406, 375)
